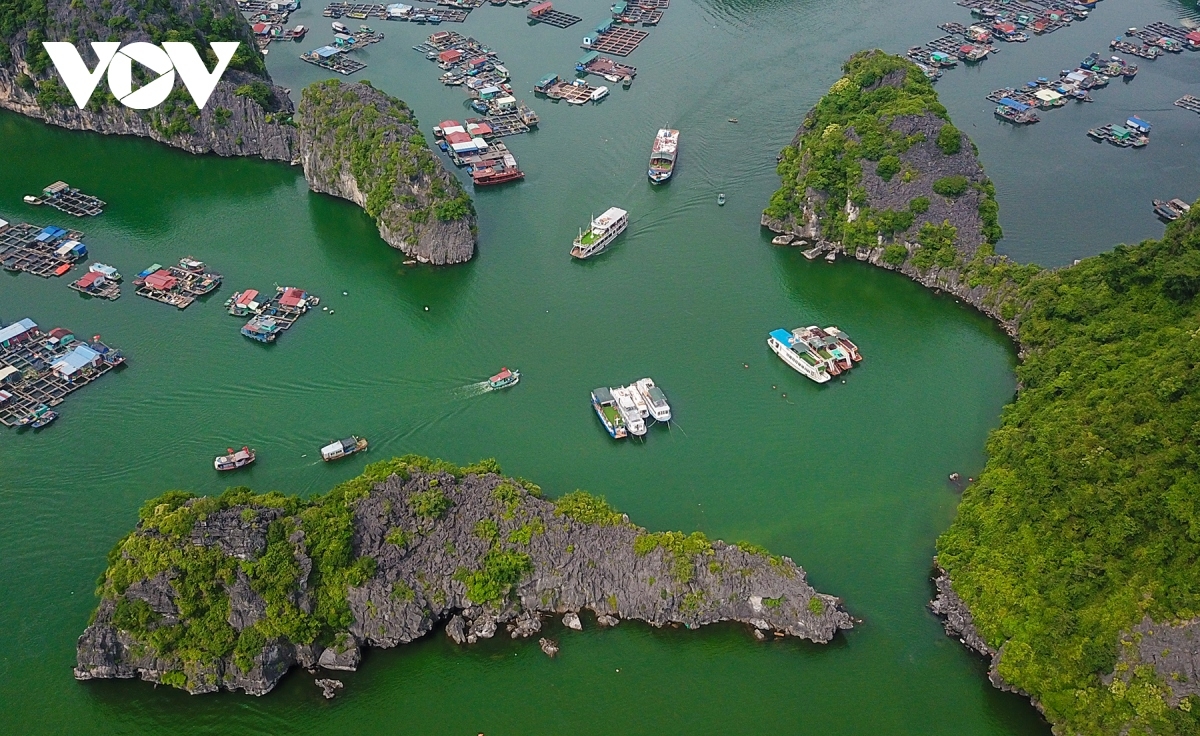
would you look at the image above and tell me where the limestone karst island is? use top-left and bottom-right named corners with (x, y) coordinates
top-left (1, 0), bottom-right (1198, 734)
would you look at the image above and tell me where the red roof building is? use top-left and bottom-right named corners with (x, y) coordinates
top-left (75, 272), bottom-right (104, 289)
top-left (445, 131), bottom-right (472, 144)
top-left (529, 1), bottom-right (552, 16)
top-left (143, 270), bottom-right (178, 291)
top-left (994, 22), bottom-right (1016, 34)
top-left (252, 23), bottom-right (270, 35)
top-left (279, 288), bottom-right (306, 308)
top-left (438, 49), bottom-right (463, 63)
top-left (1186, 30), bottom-right (1200, 48)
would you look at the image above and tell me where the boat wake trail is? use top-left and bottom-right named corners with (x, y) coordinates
top-left (453, 381), bottom-right (493, 399)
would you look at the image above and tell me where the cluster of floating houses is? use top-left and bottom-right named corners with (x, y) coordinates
top-left (988, 51), bottom-right (1139, 125)
top-left (591, 378), bottom-right (671, 439)
top-left (1, 219), bottom-right (87, 278)
top-left (767, 326), bottom-right (862, 385)
top-left (133, 257), bottom-right (222, 309)
top-left (0, 317), bottom-right (124, 430)
top-left (416, 31), bottom-right (540, 133)
top-left (1088, 116), bottom-right (1152, 148)
top-left (907, 0), bottom-right (1108, 78)
top-left (237, 0), bottom-right (308, 51)
top-left (225, 286), bottom-right (321, 343)
top-left (300, 21), bottom-right (384, 74)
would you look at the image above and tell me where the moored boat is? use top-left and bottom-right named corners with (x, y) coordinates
top-left (1154, 200), bottom-right (1181, 221)
top-left (241, 314), bottom-right (283, 342)
top-left (214, 446), bottom-right (256, 471)
top-left (648, 128), bottom-right (679, 184)
top-left (634, 377), bottom-right (671, 422)
top-left (590, 387), bottom-right (628, 438)
top-left (768, 329), bottom-right (831, 384)
top-left (488, 367), bottom-right (520, 389)
top-left (321, 436), bottom-right (368, 461)
top-left (611, 386), bottom-right (646, 436)
top-left (571, 207), bottom-right (628, 259)
top-left (825, 326), bottom-right (862, 362)
top-left (89, 262), bottom-right (121, 280)
top-left (26, 405), bottom-right (58, 428)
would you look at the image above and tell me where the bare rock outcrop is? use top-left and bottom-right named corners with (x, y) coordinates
top-left (296, 80), bottom-right (477, 265)
top-left (0, 0), bottom-right (297, 160)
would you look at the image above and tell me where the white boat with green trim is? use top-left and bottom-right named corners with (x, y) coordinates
top-left (570, 207), bottom-right (628, 259)
top-left (768, 328), bottom-right (831, 383)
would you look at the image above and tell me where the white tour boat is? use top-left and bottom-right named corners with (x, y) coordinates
top-left (571, 207), bottom-right (628, 259)
top-left (634, 377), bottom-right (671, 422)
top-left (768, 329), bottom-right (832, 384)
top-left (611, 386), bottom-right (647, 435)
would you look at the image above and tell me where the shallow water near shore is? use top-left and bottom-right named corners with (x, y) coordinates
top-left (1, 0), bottom-right (1197, 732)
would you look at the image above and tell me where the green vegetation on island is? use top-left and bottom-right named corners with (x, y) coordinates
top-left (936, 207), bottom-right (1200, 735)
top-left (764, 51), bottom-right (1029, 321)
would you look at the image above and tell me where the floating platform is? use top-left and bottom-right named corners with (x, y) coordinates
top-left (300, 49), bottom-right (367, 74)
top-left (529, 6), bottom-right (582, 28)
top-left (578, 53), bottom-right (636, 81)
top-left (584, 27), bottom-right (649, 56)
top-left (1176, 95), bottom-right (1200, 115)
top-left (0, 222), bottom-right (86, 278)
top-left (133, 258), bottom-right (222, 309)
top-left (0, 319), bottom-right (125, 428)
top-left (25, 181), bottom-right (106, 217)
top-left (323, 2), bottom-right (388, 18)
top-left (69, 271), bottom-right (121, 300)
top-left (1110, 39), bottom-right (1160, 59)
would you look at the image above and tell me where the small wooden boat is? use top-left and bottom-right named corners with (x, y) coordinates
top-left (488, 367), bottom-right (520, 389)
top-left (23, 195), bottom-right (40, 204)
top-left (728, 118), bottom-right (738, 123)
top-left (30, 407), bottom-right (58, 429)
top-left (321, 436), bottom-right (368, 461)
top-left (717, 193), bottom-right (726, 206)
top-left (215, 446), bottom-right (256, 471)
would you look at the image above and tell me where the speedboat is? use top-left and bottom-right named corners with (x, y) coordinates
top-left (215, 446), bottom-right (256, 471)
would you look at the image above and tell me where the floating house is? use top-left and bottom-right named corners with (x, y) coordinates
top-left (1126, 116), bottom-right (1151, 134)
top-left (438, 48), bottom-right (463, 64)
top-left (535, 74), bottom-right (560, 93)
top-left (46, 327), bottom-right (74, 346)
top-left (528, 1), bottom-right (552, 17)
top-left (53, 239), bottom-right (87, 260)
top-left (51, 344), bottom-right (102, 379)
top-left (0, 319), bottom-right (38, 348)
top-left (0, 366), bottom-right (19, 385)
top-left (142, 270), bottom-right (179, 291)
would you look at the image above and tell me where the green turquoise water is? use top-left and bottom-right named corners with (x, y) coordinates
top-left (1, 0), bottom-right (1196, 732)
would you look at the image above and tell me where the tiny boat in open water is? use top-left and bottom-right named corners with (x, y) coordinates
top-left (215, 446), bottom-right (256, 471)
top-left (717, 193), bottom-right (726, 206)
top-left (488, 367), bottom-right (520, 389)
top-left (321, 436), bottom-right (368, 461)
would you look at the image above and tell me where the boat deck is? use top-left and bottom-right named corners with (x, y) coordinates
top-left (28, 183), bottom-right (106, 217)
top-left (529, 8), bottom-right (581, 27)
top-left (586, 27), bottom-right (649, 56)
top-left (0, 333), bottom-right (123, 428)
top-left (1110, 39), bottom-right (1160, 59)
top-left (0, 222), bottom-right (84, 278)
top-left (474, 112), bottom-right (530, 136)
top-left (1175, 95), bottom-right (1200, 115)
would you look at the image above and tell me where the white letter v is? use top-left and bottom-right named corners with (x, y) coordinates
top-left (42, 42), bottom-right (120, 109)
top-left (164, 42), bottom-right (240, 110)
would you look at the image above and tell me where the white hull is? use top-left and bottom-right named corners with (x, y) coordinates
top-left (611, 387), bottom-right (647, 435)
top-left (634, 378), bottom-right (671, 422)
top-left (768, 336), bottom-right (831, 383)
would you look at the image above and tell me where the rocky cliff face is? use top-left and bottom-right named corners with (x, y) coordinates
top-left (762, 51), bottom-right (1030, 345)
top-left (296, 80), bottom-right (477, 265)
top-left (77, 458), bottom-right (849, 695)
top-left (0, 0), bottom-right (297, 160)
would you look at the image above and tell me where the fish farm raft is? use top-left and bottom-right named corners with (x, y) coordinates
top-left (0, 220), bottom-right (87, 278)
top-left (133, 257), bottom-right (222, 309)
top-left (225, 286), bottom-right (321, 343)
top-left (24, 181), bottom-right (106, 217)
top-left (0, 318), bottom-right (125, 429)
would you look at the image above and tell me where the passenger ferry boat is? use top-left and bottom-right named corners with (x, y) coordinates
top-left (591, 387), bottom-right (628, 438)
top-left (321, 436), bottom-right (368, 461)
top-left (767, 329), bottom-right (831, 384)
top-left (488, 367), bottom-right (520, 389)
top-left (648, 128), bottom-right (679, 183)
top-left (571, 207), bottom-right (628, 259)
top-left (634, 377), bottom-right (671, 422)
top-left (612, 386), bottom-right (647, 436)
top-left (214, 446), bottom-right (256, 471)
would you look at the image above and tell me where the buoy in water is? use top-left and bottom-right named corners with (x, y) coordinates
top-left (424, 306), bottom-right (430, 311)
top-left (343, 291), bottom-right (348, 296)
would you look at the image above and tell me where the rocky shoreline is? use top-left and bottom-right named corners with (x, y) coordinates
top-left (76, 458), bottom-right (852, 695)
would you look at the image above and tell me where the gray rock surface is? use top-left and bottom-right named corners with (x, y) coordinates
top-left (315, 678), bottom-right (344, 699)
top-left (562, 612), bottom-right (582, 631)
top-left (539, 638), bottom-right (559, 657)
top-left (0, 0), bottom-right (297, 161)
top-left (1110, 617), bottom-right (1200, 706)
top-left (77, 466), bottom-right (853, 695)
top-left (295, 80), bottom-right (477, 265)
